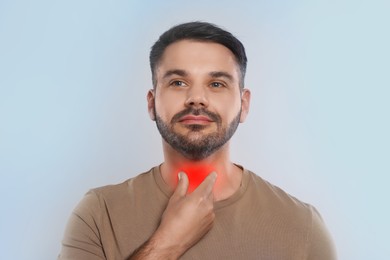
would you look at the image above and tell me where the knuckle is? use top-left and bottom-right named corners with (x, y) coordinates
top-left (198, 196), bottom-right (206, 205)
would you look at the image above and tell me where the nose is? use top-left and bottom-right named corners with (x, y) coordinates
top-left (185, 85), bottom-right (209, 108)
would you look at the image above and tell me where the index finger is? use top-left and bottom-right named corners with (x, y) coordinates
top-left (192, 171), bottom-right (217, 198)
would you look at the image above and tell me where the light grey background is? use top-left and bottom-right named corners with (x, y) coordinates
top-left (0, 0), bottom-right (389, 259)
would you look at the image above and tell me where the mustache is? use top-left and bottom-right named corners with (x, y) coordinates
top-left (171, 108), bottom-right (221, 124)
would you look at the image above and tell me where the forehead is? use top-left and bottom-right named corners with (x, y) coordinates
top-left (156, 40), bottom-right (240, 79)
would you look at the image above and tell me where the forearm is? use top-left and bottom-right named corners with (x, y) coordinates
top-left (129, 172), bottom-right (216, 259)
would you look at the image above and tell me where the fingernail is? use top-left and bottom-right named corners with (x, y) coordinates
top-left (178, 172), bottom-right (183, 180)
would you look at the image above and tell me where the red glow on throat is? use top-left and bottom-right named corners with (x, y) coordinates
top-left (176, 164), bottom-right (216, 193)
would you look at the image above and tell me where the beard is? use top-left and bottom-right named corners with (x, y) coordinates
top-left (155, 107), bottom-right (241, 161)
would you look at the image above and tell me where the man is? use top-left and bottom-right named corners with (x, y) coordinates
top-left (59, 22), bottom-right (337, 259)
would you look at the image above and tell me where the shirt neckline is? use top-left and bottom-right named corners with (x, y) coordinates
top-left (152, 164), bottom-right (250, 210)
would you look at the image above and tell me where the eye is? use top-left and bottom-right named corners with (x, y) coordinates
top-left (210, 82), bottom-right (224, 88)
top-left (170, 80), bottom-right (186, 87)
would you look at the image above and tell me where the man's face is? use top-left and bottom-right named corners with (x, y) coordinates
top-left (148, 40), bottom-right (250, 160)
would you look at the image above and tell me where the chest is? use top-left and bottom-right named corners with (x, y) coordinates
top-left (180, 207), bottom-right (309, 260)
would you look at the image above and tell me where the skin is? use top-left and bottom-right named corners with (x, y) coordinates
top-left (130, 40), bottom-right (251, 259)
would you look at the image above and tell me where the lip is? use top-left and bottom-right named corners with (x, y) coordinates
top-left (179, 115), bottom-right (213, 124)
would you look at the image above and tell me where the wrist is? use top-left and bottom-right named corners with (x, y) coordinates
top-left (150, 229), bottom-right (187, 259)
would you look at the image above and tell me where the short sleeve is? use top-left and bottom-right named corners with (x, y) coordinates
top-left (307, 206), bottom-right (337, 260)
top-left (58, 191), bottom-right (106, 260)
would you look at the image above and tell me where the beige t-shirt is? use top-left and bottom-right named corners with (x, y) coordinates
top-left (59, 167), bottom-right (336, 260)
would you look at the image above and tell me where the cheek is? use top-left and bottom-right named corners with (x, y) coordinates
top-left (215, 96), bottom-right (241, 120)
top-left (155, 99), bottom-right (180, 119)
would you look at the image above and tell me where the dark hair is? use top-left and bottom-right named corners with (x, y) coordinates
top-left (150, 21), bottom-right (247, 88)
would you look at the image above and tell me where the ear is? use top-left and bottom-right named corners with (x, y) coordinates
top-left (239, 88), bottom-right (251, 123)
top-left (147, 89), bottom-right (156, 121)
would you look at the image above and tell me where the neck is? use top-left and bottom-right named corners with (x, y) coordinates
top-left (160, 141), bottom-right (242, 201)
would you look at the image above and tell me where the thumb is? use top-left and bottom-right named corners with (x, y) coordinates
top-left (173, 171), bottom-right (189, 197)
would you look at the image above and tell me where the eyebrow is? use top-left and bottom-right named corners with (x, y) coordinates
top-left (209, 71), bottom-right (234, 82)
top-left (162, 69), bottom-right (234, 82)
top-left (162, 69), bottom-right (188, 79)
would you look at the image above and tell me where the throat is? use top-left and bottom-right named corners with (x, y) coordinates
top-left (178, 163), bottom-right (216, 193)
top-left (160, 161), bottom-right (243, 200)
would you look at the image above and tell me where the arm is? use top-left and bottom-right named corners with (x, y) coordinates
top-left (58, 192), bottom-right (105, 259)
top-left (128, 172), bottom-right (217, 260)
top-left (307, 206), bottom-right (337, 260)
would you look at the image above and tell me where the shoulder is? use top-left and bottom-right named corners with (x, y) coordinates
top-left (73, 167), bottom-right (158, 216)
top-left (245, 169), bottom-right (337, 259)
top-left (243, 169), bottom-right (319, 231)
top-left (91, 167), bottom-right (156, 197)
top-left (246, 169), bottom-right (312, 212)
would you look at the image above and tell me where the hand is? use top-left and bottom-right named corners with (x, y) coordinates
top-left (153, 171), bottom-right (217, 257)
